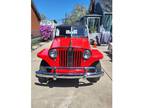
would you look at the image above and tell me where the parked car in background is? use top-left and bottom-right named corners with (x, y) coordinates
top-left (36, 25), bottom-right (104, 83)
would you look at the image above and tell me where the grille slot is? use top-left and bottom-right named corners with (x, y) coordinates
top-left (59, 48), bottom-right (82, 67)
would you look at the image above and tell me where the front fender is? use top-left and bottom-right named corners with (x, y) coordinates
top-left (37, 48), bottom-right (57, 66)
top-left (81, 49), bottom-right (103, 66)
top-left (91, 49), bottom-right (103, 60)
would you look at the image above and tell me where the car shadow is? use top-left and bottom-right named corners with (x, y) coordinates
top-left (35, 79), bottom-right (94, 88)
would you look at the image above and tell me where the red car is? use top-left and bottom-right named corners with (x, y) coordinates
top-left (36, 25), bottom-right (104, 83)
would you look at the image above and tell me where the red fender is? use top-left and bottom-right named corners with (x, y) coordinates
top-left (37, 48), bottom-right (57, 66)
top-left (81, 49), bottom-right (103, 66)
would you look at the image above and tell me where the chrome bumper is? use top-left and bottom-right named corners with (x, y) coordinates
top-left (35, 67), bottom-right (104, 80)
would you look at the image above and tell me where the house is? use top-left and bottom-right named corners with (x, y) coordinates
top-left (78, 0), bottom-right (112, 44)
top-left (80, 0), bottom-right (112, 33)
top-left (89, 0), bottom-right (112, 14)
top-left (31, 1), bottom-right (41, 38)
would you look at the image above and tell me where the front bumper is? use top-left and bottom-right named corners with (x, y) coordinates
top-left (35, 67), bottom-right (104, 80)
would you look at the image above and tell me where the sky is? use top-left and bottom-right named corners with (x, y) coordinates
top-left (33, 0), bottom-right (90, 23)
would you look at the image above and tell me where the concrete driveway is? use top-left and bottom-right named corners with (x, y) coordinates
top-left (31, 42), bottom-right (112, 108)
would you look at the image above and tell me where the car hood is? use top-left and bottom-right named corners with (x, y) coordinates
top-left (51, 37), bottom-right (90, 49)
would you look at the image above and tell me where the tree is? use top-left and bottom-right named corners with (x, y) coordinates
top-left (40, 14), bottom-right (47, 20)
top-left (63, 4), bottom-right (87, 25)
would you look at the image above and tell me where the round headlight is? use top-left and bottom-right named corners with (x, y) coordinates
top-left (83, 50), bottom-right (91, 59)
top-left (49, 49), bottom-right (57, 59)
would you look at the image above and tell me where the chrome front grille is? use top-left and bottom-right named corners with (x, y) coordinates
top-left (58, 48), bottom-right (82, 67)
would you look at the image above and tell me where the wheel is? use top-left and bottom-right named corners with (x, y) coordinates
top-left (40, 60), bottom-right (52, 72)
top-left (38, 77), bottom-right (48, 84)
top-left (87, 61), bottom-right (101, 83)
top-left (87, 77), bottom-right (100, 83)
top-left (38, 60), bottom-right (50, 83)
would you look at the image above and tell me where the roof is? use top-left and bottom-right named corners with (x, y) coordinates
top-left (89, 0), bottom-right (112, 14)
top-left (31, 0), bottom-right (41, 21)
top-left (83, 14), bottom-right (102, 17)
top-left (103, 12), bottom-right (112, 15)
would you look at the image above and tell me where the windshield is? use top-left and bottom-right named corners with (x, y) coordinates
top-left (55, 26), bottom-right (88, 37)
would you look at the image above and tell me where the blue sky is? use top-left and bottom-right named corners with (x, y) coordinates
top-left (33, 0), bottom-right (90, 23)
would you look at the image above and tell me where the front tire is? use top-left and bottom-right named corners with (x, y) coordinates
top-left (87, 77), bottom-right (100, 83)
top-left (40, 60), bottom-right (49, 71)
top-left (38, 77), bottom-right (48, 84)
top-left (38, 60), bottom-right (50, 83)
top-left (87, 61), bottom-right (101, 83)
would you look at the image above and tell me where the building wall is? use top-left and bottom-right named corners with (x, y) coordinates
top-left (31, 7), bottom-right (40, 38)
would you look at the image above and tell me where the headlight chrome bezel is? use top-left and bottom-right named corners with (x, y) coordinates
top-left (49, 49), bottom-right (57, 59)
top-left (83, 50), bottom-right (91, 60)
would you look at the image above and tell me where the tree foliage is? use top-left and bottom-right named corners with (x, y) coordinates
top-left (63, 4), bottom-right (87, 25)
top-left (40, 14), bottom-right (47, 20)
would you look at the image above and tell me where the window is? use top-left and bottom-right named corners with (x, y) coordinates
top-left (55, 26), bottom-right (88, 37)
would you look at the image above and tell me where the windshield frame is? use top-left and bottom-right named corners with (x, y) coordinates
top-left (55, 25), bottom-right (88, 38)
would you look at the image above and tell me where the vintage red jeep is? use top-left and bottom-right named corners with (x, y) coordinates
top-left (36, 25), bottom-right (104, 83)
